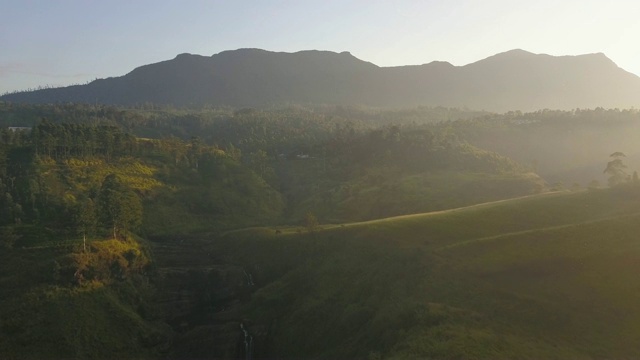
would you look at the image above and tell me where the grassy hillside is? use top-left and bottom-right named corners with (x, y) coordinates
top-left (277, 138), bottom-right (543, 224)
top-left (0, 130), bottom-right (284, 239)
top-left (6, 104), bottom-right (640, 358)
top-left (293, 169), bottom-right (543, 223)
top-left (210, 186), bottom-right (640, 359)
top-left (0, 122), bottom-right (284, 359)
top-left (0, 237), bottom-right (170, 359)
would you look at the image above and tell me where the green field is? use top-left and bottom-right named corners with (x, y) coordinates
top-left (210, 187), bottom-right (640, 359)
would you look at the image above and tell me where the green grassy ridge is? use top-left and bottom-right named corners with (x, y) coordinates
top-left (433, 211), bottom-right (640, 358)
top-left (437, 210), bottom-right (640, 251)
top-left (345, 189), bottom-right (637, 244)
top-left (333, 171), bottom-right (542, 223)
top-left (0, 282), bottom-right (169, 360)
top-left (214, 187), bottom-right (640, 358)
top-left (280, 157), bottom-right (543, 224)
top-left (0, 234), bottom-right (170, 360)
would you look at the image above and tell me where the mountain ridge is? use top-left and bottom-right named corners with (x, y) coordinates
top-left (3, 49), bottom-right (639, 112)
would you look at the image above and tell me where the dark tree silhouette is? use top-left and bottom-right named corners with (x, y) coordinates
top-left (604, 152), bottom-right (628, 187)
top-left (97, 174), bottom-right (142, 239)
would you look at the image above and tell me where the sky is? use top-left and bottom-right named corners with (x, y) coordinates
top-left (1, 0), bottom-right (639, 94)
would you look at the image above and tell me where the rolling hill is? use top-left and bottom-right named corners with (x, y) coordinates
top-left (201, 187), bottom-right (640, 358)
top-left (3, 49), bottom-right (640, 112)
top-left (4, 103), bottom-right (640, 358)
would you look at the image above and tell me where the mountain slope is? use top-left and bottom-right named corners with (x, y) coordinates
top-left (3, 49), bottom-right (640, 111)
top-left (204, 187), bottom-right (640, 358)
top-left (457, 49), bottom-right (640, 110)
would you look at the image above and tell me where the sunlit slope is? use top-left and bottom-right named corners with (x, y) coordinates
top-left (218, 187), bottom-right (640, 359)
top-left (0, 244), bottom-right (169, 359)
top-left (310, 188), bottom-right (640, 249)
top-left (437, 212), bottom-right (640, 357)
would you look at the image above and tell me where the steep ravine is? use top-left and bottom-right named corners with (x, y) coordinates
top-left (149, 238), bottom-right (265, 359)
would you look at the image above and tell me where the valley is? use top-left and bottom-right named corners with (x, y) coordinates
top-left (202, 188), bottom-right (640, 358)
top-left (4, 1), bottom-right (640, 358)
top-left (1, 103), bottom-right (640, 358)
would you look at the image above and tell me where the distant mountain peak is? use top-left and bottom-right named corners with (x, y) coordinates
top-left (473, 49), bottom-right (538, 64)
top-left (213, 48), bottom-right (268, 57)
top-left (498, 49), bottom-right (536, 56)
top-left (2, 48), bottom-right (639, 111)
top-left (425, 60), bottom-right (454, 67)
top-left (580, 51), bottom-right (617, 64)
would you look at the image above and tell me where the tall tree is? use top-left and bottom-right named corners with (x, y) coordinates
top-left (97, 174), bottom-right (142, 239)
top-left (76, 197), bottom-right (97, 251)
top-left (604, 152), bottom-right (628, 187)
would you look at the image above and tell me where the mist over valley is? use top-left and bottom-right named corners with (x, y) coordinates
top-left (3, 1), bottom-right (640, 358)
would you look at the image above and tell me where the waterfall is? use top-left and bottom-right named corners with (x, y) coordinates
top-left (244, 270), bottom-right (255, 286)
top-left (240, 322), bottom-right (253, 360)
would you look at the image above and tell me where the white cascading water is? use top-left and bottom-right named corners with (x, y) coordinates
top-left (244, 270), bottom-right (255, 286)
top-left (240, 322), bottom-right (253, 360)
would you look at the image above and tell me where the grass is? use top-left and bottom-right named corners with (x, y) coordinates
top-left (438, 213), bottom-right (640, 357)
top-left (0, 236), bottom-right (170, 360)
top-left (284, 164), bottom-right (544, 224)
top-left (5, 179), bottom-right (640, 358)
top-left (210, 186), bottom-right (640, 358)
top-left (39, 157), bottom-right (163, 193)
top-left (0, 283), bottom-right (168, 359)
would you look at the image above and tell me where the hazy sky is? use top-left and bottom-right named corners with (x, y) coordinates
top-left (1, 0), bottom-right (638, 94)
